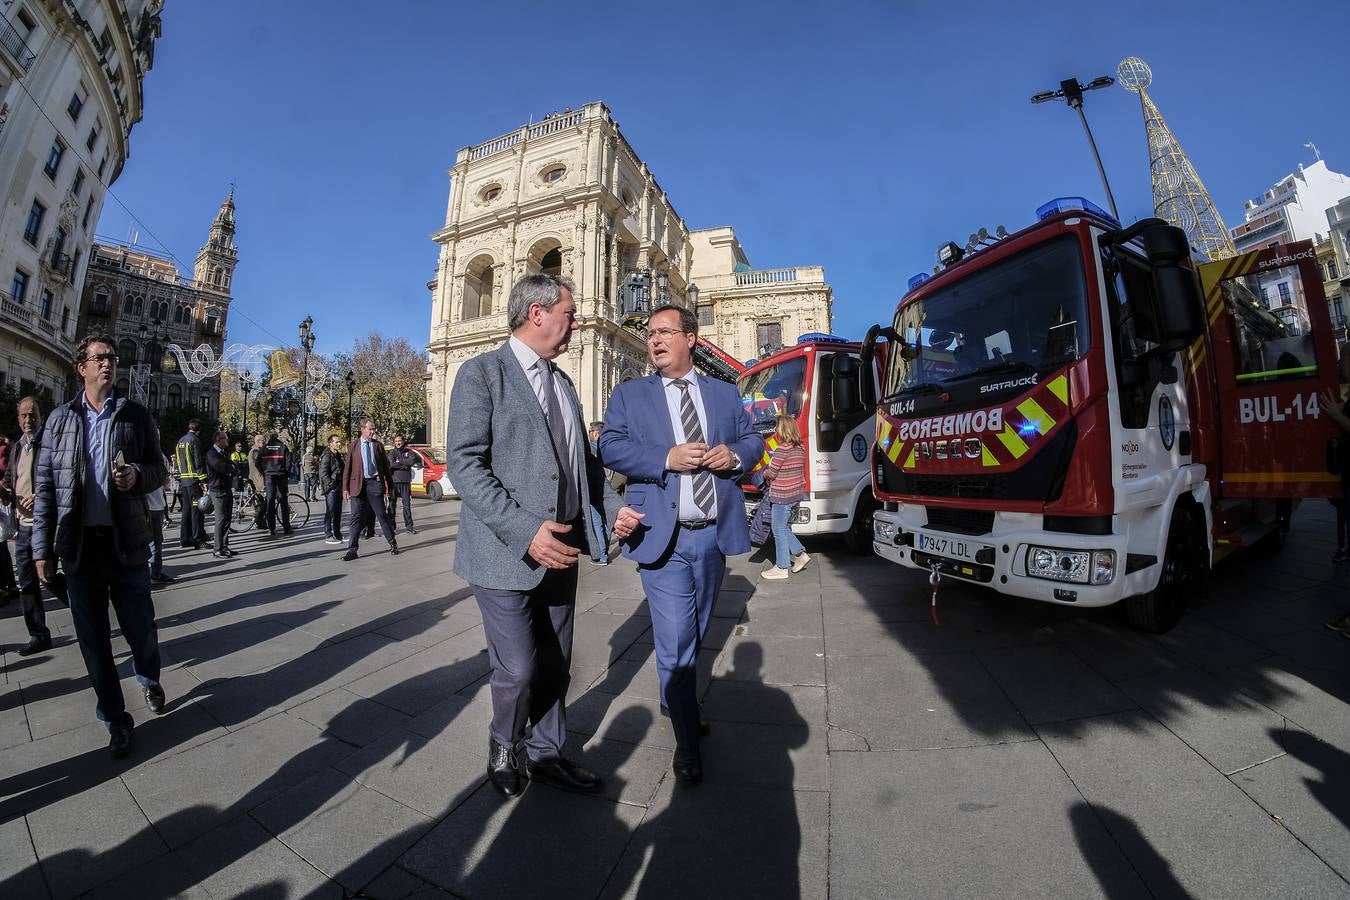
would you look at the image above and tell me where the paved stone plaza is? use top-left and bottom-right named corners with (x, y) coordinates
top-left (1, 497), bottom-right (1348, 898)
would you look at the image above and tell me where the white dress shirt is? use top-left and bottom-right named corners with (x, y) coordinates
top-left (509, 335), bottom-right (580, 492)
top-left (661, 368), bottom-right (717, 522)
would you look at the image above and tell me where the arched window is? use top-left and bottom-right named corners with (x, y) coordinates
top-left (145, 341), bottom-right (162, 373)
top-left (205, 309), bottom-right (220, 335)
top-left (526, 238), bottom-right (564, 278)
top-left (174, 304), bottom-right (190, 325)
top-left (212, 267), bottom-right (223, 286)
top-left (461, 255), bottom-right (495, 320)
top-left (148, 383), bottom-right (158, 411)
top-left (126, 294), bottom-right (143, 316)
top-left (167, 384), bottom-right (182, 409)
top-left (540, 248), bottom-right (562, 277)
top-left (150, 299), bottom-right (166, 322)
top-left (117, 338), bottom-right (137, 365)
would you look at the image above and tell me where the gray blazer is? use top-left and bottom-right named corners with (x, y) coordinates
top-left (447, 341), bottom-right (619, 591)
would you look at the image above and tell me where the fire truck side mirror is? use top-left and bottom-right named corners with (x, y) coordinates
top-left (1138, 222), bottom-right (1205, 352)
top-left (831, 353), bottom-right (863, 415)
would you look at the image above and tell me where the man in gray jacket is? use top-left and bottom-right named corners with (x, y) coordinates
top-left (34, 334), bottom-right (169, 759)
top-left (447, 273), bottom-right (642, 799)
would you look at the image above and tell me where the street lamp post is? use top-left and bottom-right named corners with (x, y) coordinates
top-left (298, 316), bottom-right (316, 456)
top-left (344, 370), bottom-right (356, 443)
top-left (138, 320), bottom-right (169, 417)
top-left (1031, 75), bottom-right (1120, 221)
top-left (239, 371), bottom-right (256, 437)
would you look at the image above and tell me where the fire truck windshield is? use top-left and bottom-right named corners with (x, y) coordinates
top-left (883, 236), bottom-right (1090, 400)
top-left (737, 356), bottom-right (806, 431)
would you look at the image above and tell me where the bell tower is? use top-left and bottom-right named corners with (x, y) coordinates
top-left (194, 188), bottom-right (238, 294)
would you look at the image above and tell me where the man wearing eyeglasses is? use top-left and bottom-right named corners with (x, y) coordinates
top-left (32, 334), bottom-right (170, 759)
top-left (599, 304), bottom-right (763, 785)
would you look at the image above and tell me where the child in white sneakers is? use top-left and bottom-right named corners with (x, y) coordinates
top-left (761, 414), bottom-right (810, 580)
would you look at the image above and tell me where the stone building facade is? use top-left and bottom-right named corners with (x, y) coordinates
top-left (425, 102), bottom-right (832, 452)
top-left (78, 191), bottom-right (236, 419)
top-left (0, 0), bottom-right (160, 401)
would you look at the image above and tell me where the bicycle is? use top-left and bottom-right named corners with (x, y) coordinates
top-left (227, 482), bottom-right (311, 534)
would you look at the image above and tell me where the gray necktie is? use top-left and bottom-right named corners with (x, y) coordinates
top-left (540, 361), bottom-right (580, 521)
top-left (671, 378), bottom-right (716, 517)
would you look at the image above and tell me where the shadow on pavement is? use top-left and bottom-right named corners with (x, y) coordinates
top-left (1070, 801), bottom-right (1188, 899)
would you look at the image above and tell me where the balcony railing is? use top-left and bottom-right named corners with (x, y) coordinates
top-left (0, 16), bottom-right (36, 72)
top-left (466, 106), bottom-right (593, 161)
top-left (735, 268), bottom-right (799, 286)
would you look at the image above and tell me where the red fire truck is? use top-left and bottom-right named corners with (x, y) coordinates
top-left (862, 197), bottom-right (1341, 632)
top-left (738, 334), bottom-right (884, 552)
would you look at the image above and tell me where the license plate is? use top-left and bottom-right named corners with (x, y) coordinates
top-left (916, 532), bottom-right (987, 564)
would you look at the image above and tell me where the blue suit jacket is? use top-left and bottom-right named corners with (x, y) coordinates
top-left (600, 373), bottom-right (764, 566)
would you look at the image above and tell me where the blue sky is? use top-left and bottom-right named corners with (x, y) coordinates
top-left (95, 0), bottom-right (1350, 357)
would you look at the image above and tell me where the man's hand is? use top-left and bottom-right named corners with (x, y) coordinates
top-left (701, 444), bottom-right (738, 472)
top-left (666, 442), bottom-right (709, 472)
top-left (343, 490), bottom-right (350, 501)
top-left (528, 521), bottom-right (582, 569)
top-left (612, 506), bottom-right (646, 541)
top-left (36, 560), bottom-right (49, 582)
top-left (113, 465), bottom-right (138, 492)
top-left (19, 496), bottom-right (34, 514)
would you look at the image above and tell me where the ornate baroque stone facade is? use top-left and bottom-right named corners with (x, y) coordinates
top-left (0, 0), bottom-right (161, 400)
top-left (425, 102), bottom-right (832, 452)
top-left (78, 191), bottom-right (237, 419)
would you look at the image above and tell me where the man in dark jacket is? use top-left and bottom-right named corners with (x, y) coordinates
top-left (175, 419), bottom-right (207, 548)
top-left (386, 434), bottom-right (422, 535)
top-left (259, 432), bottom-right (292, 535)
top-left (1, 396), bottom-right (69, 656)
top-left (205, 431), bottom-right (236, 558)
top-left (319, 433), bottom-right (345, 544)
top-left (33, 334), bottom-right (169, 759)
top-left (342, 418), bottom-right (397, 560)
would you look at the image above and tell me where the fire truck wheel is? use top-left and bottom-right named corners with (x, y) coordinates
top-left (844, 494), bottom-right (878, 555)
top-left (427, 481), bottom-right (443, 502)
top-left (1124, 507), bottom-right (1206, 634)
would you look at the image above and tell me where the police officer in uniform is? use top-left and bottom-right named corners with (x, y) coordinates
top-left (175, 419), bottom-right (207, 548)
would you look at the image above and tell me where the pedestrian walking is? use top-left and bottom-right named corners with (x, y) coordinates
top-left (600, 303), bottom-right (763, 785)
top-left (1, 396), bottom-right (69, 656)
top-left (175, 419), bottom-right (207, 548)
top-left (302, 444), bottom-right (319, 501)
top-left (446, 273), bottom-right (637, 799)
top-left (205, 431), bottom-right (236, 558)
top-left (319, 434), bottom-right (345, 545)
top-left (247, 433), bottom-right (267, 529)
top-left (759, 414), bottom-right (811, 580)
top-left (259, 432), bottom-right (292, 535)
top-left (33, 334), bottom-right (169, 759)
top-left (386, 434), bottom-right (421, 534)
top-left (145, 456), bottom-right (174, 586)
top-left (0, 435), bottom-right (18, 605)
top-left (342, 419), bottom-right (397, 560)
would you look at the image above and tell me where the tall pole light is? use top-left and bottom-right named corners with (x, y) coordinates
top-left (1031, 75), bottom-right (1120, 220)
top-left (298, 315), bottom-right (316, 456)
top-left (344, 370), bottom-right (356, 443)
top-left (239, 371), bottom-right (255, 437)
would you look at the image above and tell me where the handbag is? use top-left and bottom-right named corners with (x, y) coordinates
top-left (0, 505), bottom-right (15, 542)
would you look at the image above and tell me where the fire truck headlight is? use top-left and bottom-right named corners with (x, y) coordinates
top-left (1026, 545), bottom-right (1092, 584)
top-left (874, 519), bottom-right (897, 543)
top-left (1091, 551), bottom-right (1116, 585)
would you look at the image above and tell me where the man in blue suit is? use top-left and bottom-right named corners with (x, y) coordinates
top-left (600, 304), bottom-right (764, 784)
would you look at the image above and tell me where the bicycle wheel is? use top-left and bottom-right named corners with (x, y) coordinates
top-left (287, 492), bottom-right (311, 529)
top-left (228, 493), bottom-right (258, 534)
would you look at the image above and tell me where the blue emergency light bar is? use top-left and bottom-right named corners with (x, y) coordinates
top-left (796, 332), bottom-right (849, 345)
top-left (1035, 196), bottom-right (1119, 226)
top-left (906, 272), bottom-right (931, 292)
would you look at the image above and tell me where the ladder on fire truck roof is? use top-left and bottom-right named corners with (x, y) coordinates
top-left (619, 278), bottom-right (745, 383)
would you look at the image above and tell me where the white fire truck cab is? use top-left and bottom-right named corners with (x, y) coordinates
top-left (738, 334), bottom-right (884, 552)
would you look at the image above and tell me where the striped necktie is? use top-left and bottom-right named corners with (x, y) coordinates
top-left (671, 378), bottom-right (716, 517)
top-left (540, 361), bottom-right (580, 521)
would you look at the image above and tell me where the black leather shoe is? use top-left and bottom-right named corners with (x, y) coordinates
top-left (527, 757), bottom-right (603, 794)
top-left (342, 550), bottom-right (358, 562)
top-left (109, 724), bottom-right (135, 759)
top-left (389, 545), bottom-right (400, 556)
top-left (151, 573), bottom-right (176, 585)
top-left (407, 527), bottom-right (418, 535)
top-left (144, 683), bottom-right (166, 714)
top-left (17, 635), bottom-right (52, 657)
top-left (672, 750), bottom-right (702, 785)
top-left (487, 740), bottom-right (527, 799)
top-left (660, 703), bottom-right (711, 736)
top-left (211, 551), bottom-right (232, 560)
